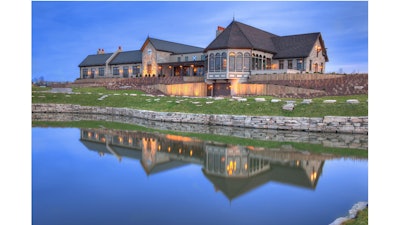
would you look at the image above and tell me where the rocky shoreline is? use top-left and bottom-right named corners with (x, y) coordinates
top-left (329, 201), bottom-right (368, 225)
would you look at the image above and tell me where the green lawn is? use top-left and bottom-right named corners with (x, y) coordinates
top-left (32, 86), bottom-right (368, 117)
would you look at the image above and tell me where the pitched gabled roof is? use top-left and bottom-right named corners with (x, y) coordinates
top-left (204, 21), bottom-right (279, 53)
top-left (141, 37), bottom-right (204, 54)
top-left (205, 20), bottom-right (329, 61)
top-left (78, 53), bottom-right (113, 67)
top-left (109, 50), bottom-right (142, 65)
top-left (271, 33), bottom-right (321, 59)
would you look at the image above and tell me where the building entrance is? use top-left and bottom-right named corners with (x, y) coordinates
top-left (213, 83), bottom-right (231, 96)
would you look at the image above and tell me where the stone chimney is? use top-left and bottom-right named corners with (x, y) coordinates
top-left (216, 26), bottom-right (225, 37)
top-left (118, 46), bottom-right (122, 52)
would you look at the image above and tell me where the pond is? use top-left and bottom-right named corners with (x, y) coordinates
top-left (32, 116), bottom-right (367, 225)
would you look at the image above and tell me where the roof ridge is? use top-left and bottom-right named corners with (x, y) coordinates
top-left (233, 21), bottom-right (255, 49)
top-left (235, 20), bottom-right (278, 37)
top-left (277, 32), bottom-right (320, 38)
top-left (149, 37), bottom-right (203, 49)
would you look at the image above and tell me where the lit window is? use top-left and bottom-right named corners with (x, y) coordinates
top-left (229, 52), bottom-right (235, 71)
top-left (221, 52), bottom-right (227, 71)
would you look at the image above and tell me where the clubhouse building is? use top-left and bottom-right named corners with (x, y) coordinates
top-left (78, 20), bottom-right (329, 95)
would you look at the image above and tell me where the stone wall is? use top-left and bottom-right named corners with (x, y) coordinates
top-left (32, 112), bottom-right (368, 150)
top-left (32, 104), bottom-right (368, 135)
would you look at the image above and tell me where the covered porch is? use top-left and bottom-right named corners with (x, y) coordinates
top-left (158, 61), bottom-right (205, 77)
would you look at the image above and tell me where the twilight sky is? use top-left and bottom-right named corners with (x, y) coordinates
top-left (32, 1), bottom-right (368, 82)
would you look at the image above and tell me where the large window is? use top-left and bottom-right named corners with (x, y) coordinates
top-left (221, 52), bottom-right (227, 71)
top-left (287, 60), bottom-right (293, 69)
top-left (266, 58), bottom-right (271, 70)
top-left (132, 65), bottom-right (140, 75)
top-left (236, 53), bottom-right (243, 71)
top-left (209, 54), bottom-right (215, 72)
top-left (296, 59), bottom-right (303, 70)
top-left (90, 68), bottom-right (96, 78)
top-left (244, 53), bottom-right (250, 71)
top-left (82, 68), bottom-right (88, 78)
top-left (123, 66), bottom-right (129, 77)
top-left (99, 67), bottom-right (105, 76)
top-left (229, 52), bottom-right (235, 71)
top-left (113, 67), bottom-right (119, 75)
top-left (215, 53), bottom-right (221, 71)
top-left (279, 60), bottom-right (284, 69)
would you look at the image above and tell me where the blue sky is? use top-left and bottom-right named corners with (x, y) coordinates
top-left (32, 1), bottom-right (368, 82)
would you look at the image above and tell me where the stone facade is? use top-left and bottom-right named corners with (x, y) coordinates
top-left (32, 103), bottom-right (368, 135)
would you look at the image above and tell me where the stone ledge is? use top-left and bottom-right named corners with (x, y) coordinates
top-left (32, 103), bottom-right (368, 134)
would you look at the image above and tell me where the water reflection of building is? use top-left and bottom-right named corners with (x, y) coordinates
top-left (80, 128), bottom-right (329, 200)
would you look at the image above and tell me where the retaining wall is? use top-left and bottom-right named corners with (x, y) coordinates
top-left (32, 104), bottom-right (368, 134)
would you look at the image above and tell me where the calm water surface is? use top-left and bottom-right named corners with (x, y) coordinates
top-left (32, 127), bottom-right (368, 225)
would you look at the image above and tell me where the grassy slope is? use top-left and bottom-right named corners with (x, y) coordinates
top-left (32, 87), bottom-right (368, 117)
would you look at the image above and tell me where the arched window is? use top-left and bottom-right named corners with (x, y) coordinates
top-left (229, 52), bottom-right (235, 71)
top-left (209, 53), bottom-right (215, 72)
top-left (236, 53), bottom-right (243, 71)
top-left (215, 53), bottom-right (221, 71)
top-left (221, 52), bottom-right (227, 71)
top-left (244, 53), bottom-right (250, 71)
top-left (320, 62), bottom-right (324, 73)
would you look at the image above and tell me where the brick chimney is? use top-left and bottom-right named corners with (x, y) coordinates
top-left (216, 26), bottom-right (225, 37)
